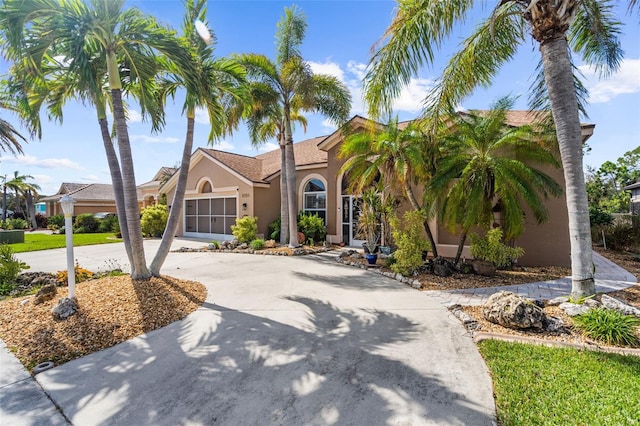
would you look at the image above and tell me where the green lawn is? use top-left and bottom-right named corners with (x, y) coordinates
top-left (9, 233), bottom-right (122, 253)
top-left (478, 340), bottom-right (640, 425)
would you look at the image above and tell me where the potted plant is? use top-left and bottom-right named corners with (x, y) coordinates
top-left (469, 228), bottom-right (525, 276)
top-left (358, 189), bottom-right (381, 264)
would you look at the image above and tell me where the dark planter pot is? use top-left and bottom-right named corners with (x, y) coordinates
top-left (362, 243), bottom-right (379, 254)
top-left (364, 253), bottom-right (378, 265)
top-left (472, 260), bottom-right (497, 276)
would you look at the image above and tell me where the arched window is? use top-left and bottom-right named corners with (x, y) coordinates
top-left (303, 178), bottom-right (326, 223)
top-left (201, 181), bottom-right (212, 193)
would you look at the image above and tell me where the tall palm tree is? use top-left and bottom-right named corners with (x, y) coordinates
top-left (430, 96), bottom-right (563, 263)
top-left (364, 0), bottom-right (623, 299)
top-left (1, 0), bottom-right (193, 278)
top-left (4, 171), bottom-right (40, 216)
top-left (237, 5), bottom-right (351, 247)
top-left (148, 0), bottom-right (248, 275)
top-left (338, 117), bottom-right (440, 256)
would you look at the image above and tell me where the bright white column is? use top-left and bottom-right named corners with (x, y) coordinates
top-left (59, 195), bottom-right (76, 299)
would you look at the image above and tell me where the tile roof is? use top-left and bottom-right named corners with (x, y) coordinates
top-left (40, 183), bottom-right (141, 201)
top-left (202, 136), bottom-right (328, 183)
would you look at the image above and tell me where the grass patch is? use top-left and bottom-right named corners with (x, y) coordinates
top-left (9, 233), bottom-right (121, 253)
top-left (478, 340), bottom-right (640, 425)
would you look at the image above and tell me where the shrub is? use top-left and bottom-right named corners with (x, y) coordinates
top-left (47, 214), bottom-right (65, 229)
top-left (140, 204), bottom-right (169, 237)
top-left (231, 216), bottom-right (258, 243)
top-left (7, 218), bottom-right (28, 230)
top-left (250, 238), bottom-right (265, 250)
top-left (35, 213), bottom-right (48, 229)
top-left (470, 228), bottom-right (525, 269)
top-left (389, 210), bottom-right (430, 276)
top-left (209, 240), bottom-right (220, 249)
top-left (74, 213), bottom-right (100, 233)
top-left (0, 244), bottom-right (30, 295)
top-left (268, 216), bottom-right (281, 241)
top-left (99, 214), bottom-right (120, 233)
top-left (297, 212), bottom-right (326, 243)
top-left (56, 262), bottom-right (94, 285)
top-left (573, 308), bottom-right (640, 347)
top-left (589, 206), bottom-right (614, 226)
top-left (597, 222), bottom-right (640, 251)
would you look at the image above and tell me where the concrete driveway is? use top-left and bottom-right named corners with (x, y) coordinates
top-left (12, 240), bottom-right (495, 425)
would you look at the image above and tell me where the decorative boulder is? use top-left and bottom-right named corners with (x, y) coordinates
top-left (238, 243), bottom-right (248, 250)
top-left (600, 294), bottom-right (640, 317)
top-left (558, 302), bottom-right (591, 317)
top-left (33, 284), bottom-right (57, 305)
top-left (483, 291), bottom-right (546, 329)
top-left (52, 297), bottom-right (78, 320)
top-left (472, 260), bottom-right (497, 277)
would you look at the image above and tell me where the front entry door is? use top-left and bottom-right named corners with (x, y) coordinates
top-left (341, 195), bottom-right (365, 247)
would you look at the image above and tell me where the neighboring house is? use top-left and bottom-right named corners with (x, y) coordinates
top-left (623, 182), bottom-right (640, 215)
top-left (138, 166), bottom-right (177, 208)
top-left (160, 113), bottom-right (595, 268)
top-left (39, 183), bottom-right (140, 216)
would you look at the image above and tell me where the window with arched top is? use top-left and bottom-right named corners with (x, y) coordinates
top-left (201, 181), bottom-right (212, 193)
top-left (303, 178), bottom-right (326, 223)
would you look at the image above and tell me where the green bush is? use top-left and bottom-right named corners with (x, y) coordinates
top-left (589, 206), bottom-right (614, 226)
top-left (47, 214), bottom-right (65, 229)
top-left (268, 216), bottom-right (281, 241)
top-left (0, 244), bottom-right (30, 296)
top-left (573, 308), bottom-right (640, 347)
top-left (297, 212), bottom-right (326, 243)
top-left (74, 213), bottom-right (100, 233)
top-left (231, 216), bottom-right (258, 243)
top-left (470, 228), bottom-right (525, 269)
top-left (99, 214), bottom-right (120, 233)
top-left (389, 210), bottom-right (429, 276)
top-left (209, 240), bottom-right (220, 249)
top-left (141, 204), bottom-right (169, 237)
top-left (249, 238), bottom-right (265, 250)
top-left (596, 221), bottom-right (640, 251)
top-left (7, 218), bottom-right (28, 230)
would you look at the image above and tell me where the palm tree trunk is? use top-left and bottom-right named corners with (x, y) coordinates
top-left (25, 190), bottom-right (37, 229)
top-left (540, 36), bottom-right (595, 299)
top-left (98, 117), bottom-right (134, 267)
top-left (454, 230), bottom-right (467, 264)
top-left (111, 88), bottom-right (150, 279)
top-left (404, 182), bottom-right (438, 257)
top-left (284, 113), bottom-right (299, 247)
top-left (279, 141), bottom-right (289, 244)
top-left (150, 116), bottom-right (195, 275)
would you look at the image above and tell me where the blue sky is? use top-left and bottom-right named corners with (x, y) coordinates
top-left (1, 0), bottom-right (638, 196)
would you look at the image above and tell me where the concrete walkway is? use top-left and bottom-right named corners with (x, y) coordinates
top-left (2, 240), bottom-right (496, 425)
top-left (423, 251), bottom-right (637, 306)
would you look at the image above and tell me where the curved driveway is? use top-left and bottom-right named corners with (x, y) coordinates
top-left (12, 240), bottom-right (495, 425)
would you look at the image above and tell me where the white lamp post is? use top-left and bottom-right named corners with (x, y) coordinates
top-left (59, 195), bottom-right (76, 299)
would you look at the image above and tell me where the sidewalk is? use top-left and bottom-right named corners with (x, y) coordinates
top-left (423, 251), bottom-right (638, 306)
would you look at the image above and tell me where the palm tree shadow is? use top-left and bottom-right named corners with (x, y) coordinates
top-left (35, 297), bottom-right (494, 425)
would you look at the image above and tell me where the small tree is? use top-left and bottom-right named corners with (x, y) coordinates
top-left (389, 210), bottom-right (429, 276)
top-left (141, 205), bottom-right (169, 238)
top-left (231, 216), bottom-right (258, 243)
top-left (469, 228), bottom-right (525, 270)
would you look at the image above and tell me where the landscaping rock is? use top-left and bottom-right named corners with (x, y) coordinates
top-left (600, 294), bottom-right (640, 317)
top-left (483, 291), bottom-right (546, 329)
top-left (559, 302), bottom-right (591, 317)
top-left (238, 243), bottom-right (248, 250)
top-left (433, 263), bottom-right (453, 277)
top-left (546, 296), bottom-right (570, 306)
top-left (584, 298), bottom-right (601, 308)
top-left (52, 297), bottom-right (78, 320)
top-left (543, 315), bottom-right (566, 332)
top-left (448, 304), bottom-right (480, 331)
top-left (33, 283), bottom-right (57, 305)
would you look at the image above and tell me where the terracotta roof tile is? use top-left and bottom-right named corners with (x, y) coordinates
top-left (202, 149), bottom-right (265, 183)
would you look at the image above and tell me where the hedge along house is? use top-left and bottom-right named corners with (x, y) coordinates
top-left (160, 114), bottom-right (595, 268)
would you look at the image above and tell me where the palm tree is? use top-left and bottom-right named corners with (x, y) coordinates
top-left (1, 0), bottom-right (193, 278)
top-left (148, 0), bottom-right (248, 275)
top-left (364, 0), bottom-right (623, 299)
top-left (0, 111), bottom-right (25, 156)
top-left (338, 117), bottom-right (440, 256)
top-left (236, 5), bottom-right (351, 247)
top-left (4, 171), bottom-right (40, 218)
top-left (430, 96), bottom-right (563, 263)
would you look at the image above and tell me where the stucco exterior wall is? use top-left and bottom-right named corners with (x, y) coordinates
top-left (46, 201), bottom-right (117, 217)
top-left (254, 181), bottom-right (280, 238)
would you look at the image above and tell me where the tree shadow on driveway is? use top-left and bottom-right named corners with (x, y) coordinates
top-left (35, 296), bottom-right (495, 425)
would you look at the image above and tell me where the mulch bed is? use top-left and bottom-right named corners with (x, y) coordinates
top-left (0, 275), bottom-right (206, 370)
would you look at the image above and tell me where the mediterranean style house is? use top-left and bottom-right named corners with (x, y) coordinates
top-left (159, 114), bottom-right (595, 268)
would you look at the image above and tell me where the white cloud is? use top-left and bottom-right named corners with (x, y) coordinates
top-left (128, 110), bottom-right (142, 123)
top-left (194, 107), bottom-right (210, 124)
top-left (321, 118), bottom-right (338, 132)
top-left (308, 60), bottom-right (345, 81)
top-left (257, 142), bottom-right (279, 152)
top-left (393, 77), bottom-right (436, 113)
top-left (1, 154), bottom-right (84, 170)
top-left (130, 135), bottom-right (180, 144)
top-left (213, 140), bottom-right (234, 151)
top-left (80, 174), bottom-right (101, 183)
top-left (579, 58), bottom-right (640, 103)
top-left (347, 61), bottom-right (367, 80)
